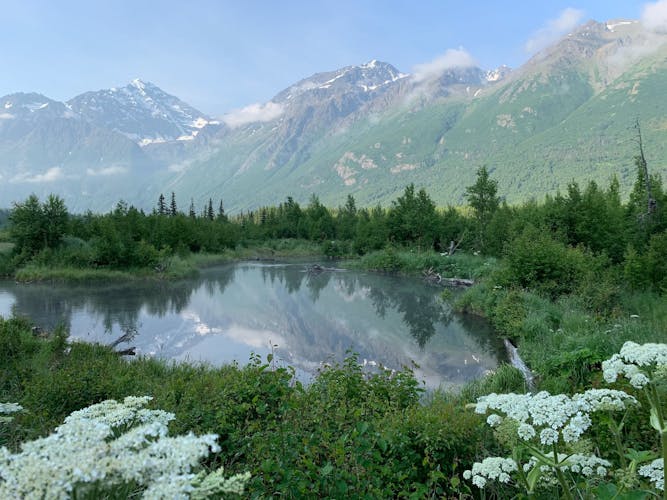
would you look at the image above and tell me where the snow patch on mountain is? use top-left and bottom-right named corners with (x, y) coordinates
top-left (68, 80), bottom-right (214, 145)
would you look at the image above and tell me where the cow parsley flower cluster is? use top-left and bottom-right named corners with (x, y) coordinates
top-left (462, 457), bottom-right (518, 488)
top-left (473, 389), bottom-right (635, 445)
top-left (0, 396), bottom-right (250, 499)
top-left (521, 454), bottom-right (610, 483)
top-left (0, 402), bottom-right (23, 424)
top-left (602, 341), bottom-right (667, 388)
top-left (639, 458), bottom-right (664, 491)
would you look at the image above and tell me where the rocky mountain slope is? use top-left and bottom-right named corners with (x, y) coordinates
top-left (1, 19), bottom-right (666, 213)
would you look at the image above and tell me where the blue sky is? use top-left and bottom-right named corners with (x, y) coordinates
top-left (1, 0), bottom-right (652, 115)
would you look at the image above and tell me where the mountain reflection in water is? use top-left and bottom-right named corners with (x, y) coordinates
top-left (0, 262), bottom-right (507, 388)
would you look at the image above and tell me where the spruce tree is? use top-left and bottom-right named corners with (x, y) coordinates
top-left (170, 192), bottom-right (177, 216)
top-left (207, 199), bottom-right (214, 220)
top-left (189, 199), bottom-right (196, 219)
top-left (157, 194), bottom-right (166, 216)
top-left (218, 200), bottom-right (227, 221)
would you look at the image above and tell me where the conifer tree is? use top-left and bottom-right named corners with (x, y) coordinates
top-left (170, 192), bottom-right (177, 216)
top-left (157, 194), bottom-right (166, 216)
top-left (189, 199), bottom-right (196, 219)
top-left (218, 200), bottom-right (227, 221)
top-left (207, 199), bottom-right (214, 220)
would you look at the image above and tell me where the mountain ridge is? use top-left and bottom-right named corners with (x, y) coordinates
top-left (1, 17), bottom-right (666, 213)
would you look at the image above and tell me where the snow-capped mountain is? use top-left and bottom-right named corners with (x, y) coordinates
top-left (274, 60), bottom-right (409, 103)
top-left (68, 79), bottom-right (218, 146)
top-left (1, 93), bottom-right (73, 123)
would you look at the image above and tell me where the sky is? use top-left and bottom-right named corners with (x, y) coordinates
top-left (0, 0), bottom-right (656, 116)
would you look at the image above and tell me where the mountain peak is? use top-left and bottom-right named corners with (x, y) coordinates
top-left (68, 81), bottom-right (213, 145)
top-left (129, 78), bottom-right (147, 91)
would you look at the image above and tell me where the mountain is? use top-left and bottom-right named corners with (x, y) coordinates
top-left (0, 92), bottom-right (157, 210)
top-left (68, 79), bottom-right (219, 146)
top-left (2, 18), bottom-right (667, 213)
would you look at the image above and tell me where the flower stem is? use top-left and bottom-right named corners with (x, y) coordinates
top-left (553, 444), bottom-right (574, 500)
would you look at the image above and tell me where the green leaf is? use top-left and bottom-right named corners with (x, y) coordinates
top-left (526, 464), bottom-right (542, 492)
top-left (320, 463), bottom-right (334, 477)
top-left (649, 407), bottom-right (663, 432)
top-left (356, 421), bottom-right (369, 435)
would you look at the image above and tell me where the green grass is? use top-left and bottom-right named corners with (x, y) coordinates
top-left (454, 283), bottom-right (667, 393)
top-left (349, 248), bottom-right (497, 279)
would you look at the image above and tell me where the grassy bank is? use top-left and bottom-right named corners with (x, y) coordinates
top-left (6, 239), bottom-right (324, 282)
top-left (348, 248), bottom-right (496, 280)
top-left (0, 315), bottom-right (519, 498)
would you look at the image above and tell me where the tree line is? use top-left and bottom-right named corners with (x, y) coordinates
top-left (3, 162), bottom-right (666, 291)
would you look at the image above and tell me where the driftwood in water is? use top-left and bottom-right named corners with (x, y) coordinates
top-left (443, 277), bottom-right (474, 287)
top-left (423, 267), bottom-right (474, 287)
top-left (115, 347), bottom-right (136, 356)
top-left (308, 264), bottom-right (337, 274)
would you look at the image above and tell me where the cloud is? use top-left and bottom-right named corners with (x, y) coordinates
top-left (0, 113), bottom-right (14, 120)
top-left (525, 7), bottom-right (585, 54)
top-left (11, 167), bottom-right (64, 183)
top-left (412, 48), bottom-right (477, 83)
top-left (642, 0), bottom-right (667, 33)
top-left (86, 166), bottom-right (128, 176)
top-left (222, 101), bottom-right (285, 128)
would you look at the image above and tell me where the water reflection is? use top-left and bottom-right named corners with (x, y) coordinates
top-left (0, 262), bottom-right (506, 388)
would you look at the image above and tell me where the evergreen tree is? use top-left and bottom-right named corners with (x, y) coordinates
top-left (170, 192), bottom-right (177, 216)
top-left (157, 194), bottom-right (166, 216)
top-left (217, 200), bottom-right (227, 221)
top-left (207, 199), bottom-right (214, 220)
top-left (189, 199), bottom-right (196, 219)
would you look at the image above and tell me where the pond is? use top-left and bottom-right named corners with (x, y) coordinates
top-left (0, 262), bottom-right (507, 389)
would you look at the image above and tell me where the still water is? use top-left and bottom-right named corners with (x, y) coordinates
top-left (0, 262), bottom-right (507, 388)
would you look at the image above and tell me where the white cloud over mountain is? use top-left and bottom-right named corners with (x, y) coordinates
top-left (222, 101), bottom-right (284, 128)
top-left (412, 48), bottom-right (477, 83)
top-left (525, 7), bottom-right (585, 54)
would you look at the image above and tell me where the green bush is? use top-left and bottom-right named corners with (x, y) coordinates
top-left (501, 225), bottom-right (599, 298)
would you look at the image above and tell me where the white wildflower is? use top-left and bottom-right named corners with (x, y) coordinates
top-left (517, 423), bottom-right (536, 440)
top-left (602, 342), bottom-right (667, 388)
top-left (464, 457), bottom-right (518, 489)
top-left (476, 388), bottom-right (634, 446)
top-left (0, 403), bottom-right (23, 414)
top-left (487, 414), bottom-right (503, 427)
top-left (639, 458), bottom-right (664, 491)
top-left (539, 428), bottom-right (559, 445)
top-left (0, 397), bottom-right (248, 499)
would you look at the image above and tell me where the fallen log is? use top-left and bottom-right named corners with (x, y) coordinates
top-left (442, 277), bottom-right (474, 287)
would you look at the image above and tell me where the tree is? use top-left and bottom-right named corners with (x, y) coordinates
top-left (207, 199), bottom-right (214, 220)
top-left (465, 167), bottom-right (500, 251)
top-left (169, 192), bottom-right (177, 216)
top-left (189, 199), bottom-right (196, 219)
top-left (42, 194), bottom-right (69, 249)
top-left (157, 194), bottom-right (166, 216)
top-left (9, 194), bottom-right (69, 256)
top-left (217, 200), bottom-right (227, 221)
top-left (9, 194), bottom-right (45, 256)
top-left (387, 184), bottom-right (438, 249)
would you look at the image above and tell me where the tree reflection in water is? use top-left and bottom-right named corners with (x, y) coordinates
top-left (0, 263), bottom-right (506, 386)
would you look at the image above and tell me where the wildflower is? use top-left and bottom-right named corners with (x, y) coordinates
top-left (464, 457), bottom-right (517, 489)
top-left (0, 397), bottom-right (249, 499)
top-left (639, 458), bottom-right (664, 491)
top-left (602, 342), bottom-right (667, 388)
top-left (487, 414), bottom-right (503, 427)
top-left (0, 403), bottom-right (23, 414)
